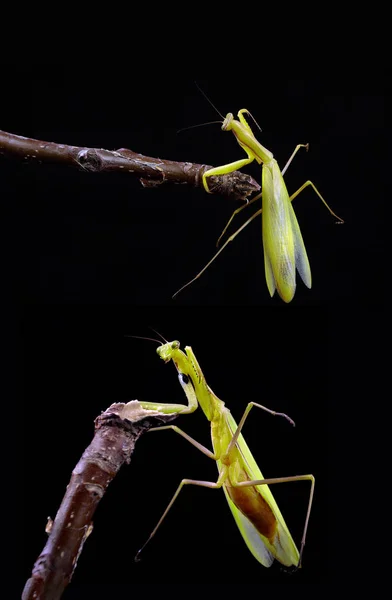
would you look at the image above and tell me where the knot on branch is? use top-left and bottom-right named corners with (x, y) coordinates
top-left (208, 171), bottom-right (261, 201)
top-left (76, 149), bottom-right (104, 172)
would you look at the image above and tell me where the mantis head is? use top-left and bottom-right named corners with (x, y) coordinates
top-left (156, 340), bottom-right (180, 363)
top-left (222, 113), bottom-right (234, 131)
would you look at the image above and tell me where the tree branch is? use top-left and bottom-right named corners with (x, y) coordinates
top-left (0, 130), bottom-right (260, 202)
top-left (22, 400), bottom-right (179, 600)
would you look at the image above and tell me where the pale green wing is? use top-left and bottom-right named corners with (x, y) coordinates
top-left (262, 161), bottom-right (296, 303)
top-left (220, 474), bottom-right (274, 567)
top-left (263, 249), bottom-right (276, 298)
top-left (224, 411), bottom-right (300, 567)
top-left (288, 201), bottom-right (312, 289)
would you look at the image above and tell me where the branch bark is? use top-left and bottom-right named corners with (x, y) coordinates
top-left (22, 400), bottom-right (179, 600)
top-left (0, 130), bottom-right (260, 202)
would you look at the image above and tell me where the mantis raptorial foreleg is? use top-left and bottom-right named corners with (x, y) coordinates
top-left (138, 371), bottom-right (199, 415)
top-left (135, 468), bottom-right (228, 561)
top-left (203, 156), bottom-right (254, 193)
top-left (201, 106), bottom-right (256, 194)
top-left (139, 400), bottom-right (197, 415)
top-left (235, 474), bottom-right (315, 568)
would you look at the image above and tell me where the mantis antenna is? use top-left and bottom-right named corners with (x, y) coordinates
top-left (194, 81), bottom-right (225, 119)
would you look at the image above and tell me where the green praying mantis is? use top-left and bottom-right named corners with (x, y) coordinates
top-left (173, 98), bottom-right (344, 303)
top-left (135, 337), bottom-right (315, 569)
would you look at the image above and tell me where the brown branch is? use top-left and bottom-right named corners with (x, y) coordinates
top-left (22, 401), bottom-right (179, 600)
top-left (0, 130), bottom-right (260, 202)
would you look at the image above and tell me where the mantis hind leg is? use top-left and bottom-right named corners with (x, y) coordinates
top-left (172, 207), bottom-right (263, 298)
top-left (216, 192), bottom-right (262, 247)
top-left (235, 474), bottom-right (315, 569)
top-left (203, 156), bottom-right (254, 193)
top-left (135, 468), bottom-right (228, 561)
top-left (289, 181), bottom-right (344, 223)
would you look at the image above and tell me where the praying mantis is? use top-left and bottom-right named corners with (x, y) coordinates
top-left (136, 338), bottom-right (315, 569)
top-left (173, 103), bottom-right (344, 303)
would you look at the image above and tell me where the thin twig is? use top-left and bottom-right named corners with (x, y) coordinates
top-left (0, 130), bottom-right (260, 201)
top-left (22, 400), bottom-right (179, 600)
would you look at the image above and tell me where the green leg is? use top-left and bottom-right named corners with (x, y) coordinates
top-left (235, 474), bottom-right (315, 568)
top-left (172, 207), bottom-right (263, 299)
top-left (135, 467), bottom-right (228, 561)
top-left (139, 370), bottom-right (199, 415)
top-left (203, 156), bottom-right (254, 193)
top-left (216, 191), bottom-right (262, 247)
top-left (238, 108), bottom-right (263, 134)
top-left (218, 142), bottom-right (343, 246)
top-left (224, 402), bottom-right (295, 458)
top-left (148, 425), bottom-right (217, 460)
top-left (289, 181), bottom-right (344, 223)
top-left (216, 143), bottom-right (309, 246)
top-left (281, 144), bottom-right (344, 222)
top-left (281, 144), bottom-right (309, 176)
top-left (138, 400), bottom-right (196, 415)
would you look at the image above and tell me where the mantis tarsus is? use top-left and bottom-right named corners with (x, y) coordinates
top-left (173, 106), bottom-right (344, 303)
top-left (136, 339), bottom-right (315, 569)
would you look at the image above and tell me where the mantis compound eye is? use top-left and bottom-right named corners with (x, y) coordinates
top-left (171, 340), bottom-right (180, 350)
top-left (178, 372), bottom-right (189, 385)
top-left (222, 113), bottom-right (234, 131)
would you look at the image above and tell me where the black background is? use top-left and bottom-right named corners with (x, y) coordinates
top-left (4, 72), bottom-right (383, 308)
top-left (3, 65), bottom-right (384, 594)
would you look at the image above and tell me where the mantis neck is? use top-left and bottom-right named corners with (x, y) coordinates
top-left (181, 346), bottom-right (225, 422)
top-left (232, 120), bottom-right (274, 164)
